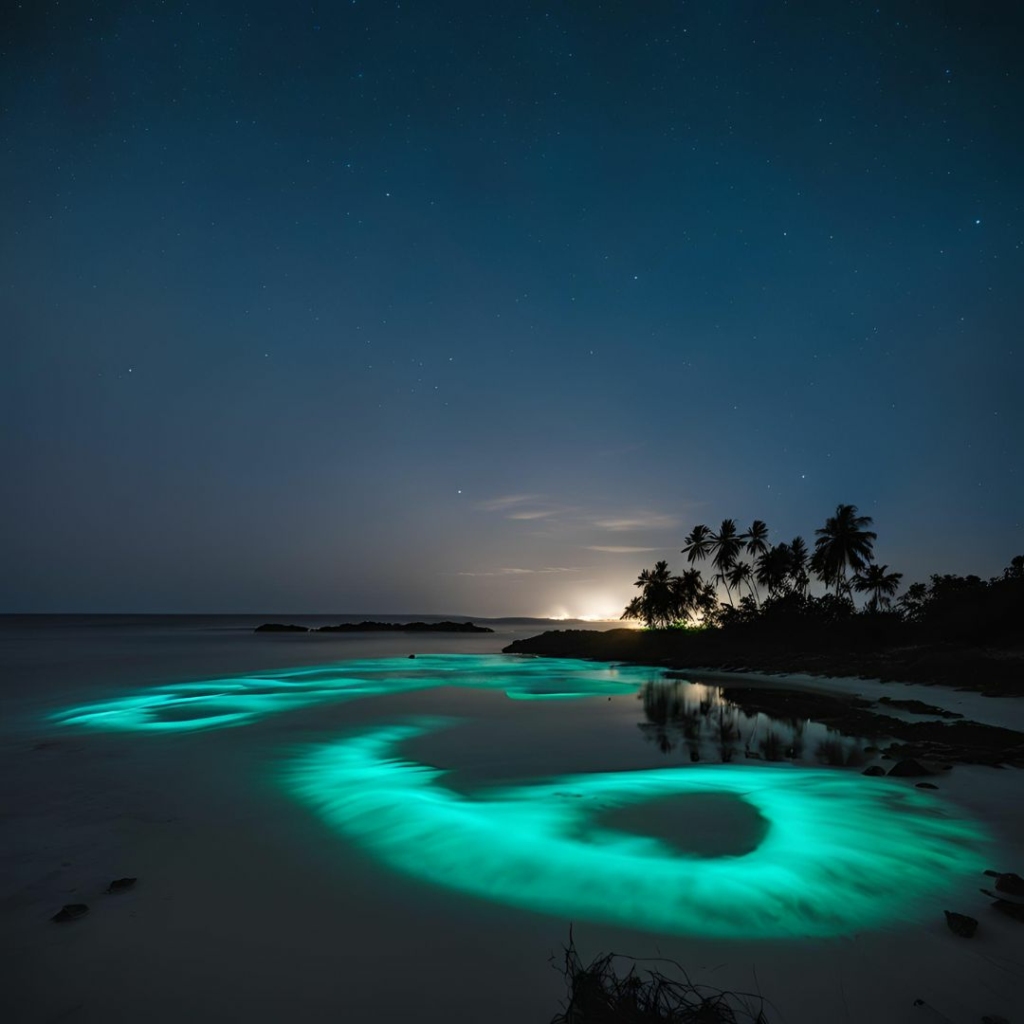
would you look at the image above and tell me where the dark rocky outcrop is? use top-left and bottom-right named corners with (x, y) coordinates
top-left (106, 877), bottom-right (136, 893)
top-left (861, 766), bottom-right (886, 776)
top-left (877, 696), bottom-right (963, 719)
top-left (51, 904), bottom-right (89, 923)
top-left (255, 620), bottom-right (493, 633)
top-left (943, 910), bottom-right (978, 937)
top-left (316, 620), bottom-right (493, 633)
top-left (502, 627), bottom-right (1024, 696)
top-left (502, 630), bottom-right (1024, 768)
top-left (983, 870), bottom-right (1024, 898)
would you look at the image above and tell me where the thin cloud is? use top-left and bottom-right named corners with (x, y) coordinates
top-left (508, 509), bottom-right (559, 520)
top-left (453, 566), bottom-right (581, 577)
top-left (587, 545), bottom-right (663, 553)
top-left (474, 494), bottom-right (540, 513)
top-left (592, 512), bottom-right (679, 532)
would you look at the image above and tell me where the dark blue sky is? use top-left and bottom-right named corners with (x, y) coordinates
top-left (2, 1), bottom-right (1021, 615)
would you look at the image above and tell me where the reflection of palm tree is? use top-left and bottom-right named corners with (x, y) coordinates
top-left (811, 504), bottom-right (877, 595)
top-left (853, 563), bottom-right (903, 612)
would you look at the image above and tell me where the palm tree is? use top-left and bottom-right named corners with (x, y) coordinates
top-left (710, 519), bottom-right (744, 605)
top-left (675, 567), bottom-right (707, 619)
top-left (788, 536), bottom-right (810, 595)
top-left (622, 560), bottom-right (706, 628)
top-left (811, 504), bottom-right (877, 596)
top-left (622, 560), bottom-right (677, 628)
top-left (897, 581), bottom-right (929, 621)
top-left (853, 564), bottom-right (903, 612)
top-left (755, 543), bottom-right (793, 599)
top-left (725, 560), bottom-right (758, 604)
top-left (681, 524), bottom-right (713, 565)
top-left (741, 520), bottom-right (770, 560)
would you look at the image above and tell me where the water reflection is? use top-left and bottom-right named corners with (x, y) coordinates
top-left (638, 680), bottom-right (870, 767)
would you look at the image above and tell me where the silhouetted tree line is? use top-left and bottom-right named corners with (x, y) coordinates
top-left (623, 505), bottom-right (1023, 646)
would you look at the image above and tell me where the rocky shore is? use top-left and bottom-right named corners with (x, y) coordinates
top-left (503, 628), bottom-right (1024, 767)
top-left (503, 628), bottom-right (1024, 696)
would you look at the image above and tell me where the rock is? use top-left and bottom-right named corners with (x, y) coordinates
top-left (981, 1016), bottom-right (1010, 1024)
top-left (106, 877), bottom-right (137, 893)
top-left (877, 696), bottom-right (963, 719)
top-left (887, 758), bottom-right (935, 777)
top-left (254, 623), bottom-right (309, 633)
top-left (916, 782), bottom-right (939, 789)
top-left (51, 903), bottom-right (89, 923)
top-left (943, 910), bottom-right (978, 937)
top-left (862, 766), bottom-right (886, 776)
top-left (984, 869), bottom-right (1024, 898)
top-left (408, 654), bottom-right (416, 659)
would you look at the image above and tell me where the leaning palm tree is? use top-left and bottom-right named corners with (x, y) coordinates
top-left (681, 524), bottom-right (713, 564)
top-left (853, 564), bottom-right (903, 612)
top-left (725, 560), bottom-right (758, 605)
top-left (811, 504), bottom-right (877, 596)
top-left (741, 520), bottom-right (770, 560)
top-left (710, 519), bottom-right (744, 605)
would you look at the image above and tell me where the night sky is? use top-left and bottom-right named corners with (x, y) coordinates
top-left (2, 2), bottom-right (1021, 617)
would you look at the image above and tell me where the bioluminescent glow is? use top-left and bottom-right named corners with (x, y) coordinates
top-left (53, 655), bottom-right (990, 940)
top-left (286, 719), bottom-right (990, 939)
top-left (52, 655), bottom-right (654, 732)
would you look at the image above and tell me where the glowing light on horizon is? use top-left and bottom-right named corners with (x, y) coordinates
top-left (287, 719), bottom-right (990, 939)
top-left (544, 589), bottom-right (631, 622)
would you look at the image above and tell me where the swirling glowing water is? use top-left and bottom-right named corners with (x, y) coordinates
top-left (51, 654), bottom-right (649, 732)
top-left (286, 718), bottom-right (989, 939)
top-left (53, 653), bottom-right (991, 939)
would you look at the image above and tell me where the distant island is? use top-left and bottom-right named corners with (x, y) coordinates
top-left (255, 620), bottom-right (494, 634)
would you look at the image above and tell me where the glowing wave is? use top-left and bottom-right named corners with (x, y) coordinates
top-left (287, 719), bottom-right (989, 939)
top-left (52, 654), bottom-right (653, 732)
top-left (53, 654), bottom-right (990, 939)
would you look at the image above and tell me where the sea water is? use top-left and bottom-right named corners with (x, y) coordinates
top-left (0, 616), bottom-right (1017, 1024)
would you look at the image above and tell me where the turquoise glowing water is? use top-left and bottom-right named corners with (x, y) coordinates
top-left (51, 654), bottom-right (647, 731)
top-left (53, 653), bottom-right (991, 940)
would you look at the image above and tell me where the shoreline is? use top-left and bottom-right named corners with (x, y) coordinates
top-left (503, 629), bottom-right (1024, 768)
top-left (502, 627), bottom-right (1024, 695)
